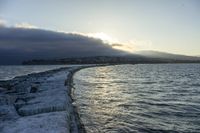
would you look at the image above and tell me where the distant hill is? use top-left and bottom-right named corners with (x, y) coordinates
top-left (134, 50), bottom-right (200, 61)
top-left (1, 27), bottom-right (199, 65)
top-left (23, 51), bottom-right (200, 65)
top-left (0, 27), bottom-right (127, 65)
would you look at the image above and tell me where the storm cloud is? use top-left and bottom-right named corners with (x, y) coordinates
top-left (0, 27), bottom-right (128, 64)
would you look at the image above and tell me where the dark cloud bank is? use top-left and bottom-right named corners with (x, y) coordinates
top-left (0, 27), bottom-right (127, 65)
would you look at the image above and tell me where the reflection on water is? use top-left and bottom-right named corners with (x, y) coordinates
top-left (74, 64), bottom-right (200, 133)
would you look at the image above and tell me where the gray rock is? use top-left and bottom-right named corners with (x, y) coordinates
top-left (0, 87), bottom-right (5, 92)
top-left (0, 105), bottom-right (19, 121)
top-left (0, 66), bottom-right (90, 133)
top-left (18, 88), bottom-right (70, 116)
top-left (30, 85), bottom-right (38, 93)
top-left (1, 111), bottom-right (70, 133)
top-left (0, 94), bottom-right (17, 105)
top-left (14, 98), bottom-right (26, 110)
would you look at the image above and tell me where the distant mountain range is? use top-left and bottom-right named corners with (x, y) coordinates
top-left (134, 50), bottom-right (200, 61)
top-left (23, 50), bottom-right (200, 65)
top-left (1, 27), bottom-right (199, 65)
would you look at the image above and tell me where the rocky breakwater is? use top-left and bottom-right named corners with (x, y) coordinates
top-left (0, 66), bottom-right (87, 133)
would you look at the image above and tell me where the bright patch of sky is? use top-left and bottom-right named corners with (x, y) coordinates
top-left (0, 0), bottom-right (199, 55)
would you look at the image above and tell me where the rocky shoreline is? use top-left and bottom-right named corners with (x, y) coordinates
top-left (0, 65), bottom-right (96, 133)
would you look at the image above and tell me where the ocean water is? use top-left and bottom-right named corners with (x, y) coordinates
top-left (0, 65), bottom-right (68, 80)
top-left (73, 64), bottom-right (200, 133)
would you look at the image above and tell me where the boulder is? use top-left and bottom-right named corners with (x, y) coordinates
top-left (0, 105), bottom-right (19, 121)
top-left (1, 111), bottom-right (70, 133)
top-left (18, 86), bottom-right (70, 116)
top-left (30, 85), bottom-right (38, 93)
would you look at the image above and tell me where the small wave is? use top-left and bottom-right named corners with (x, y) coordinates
top-left (74, 64), bottom-right (200, 133)
top-left (141, 81), bottom-right (157, 84)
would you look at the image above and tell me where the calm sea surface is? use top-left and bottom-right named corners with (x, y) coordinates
top-left (74, 64), bottom-right (200, 133)
top-left (0, 65), bottom-right (68, 80)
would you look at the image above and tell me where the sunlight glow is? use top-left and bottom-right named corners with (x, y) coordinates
top-left (87, 32), bottom-right (117, 44)
top-left (112, 44), bottom-right (135, 53)
top-left (15, 23), bottom-right (38, 29)
top-left (70, 31), bottom-right (137, 53)
top-left (87, 32), bottom-right (136, 53)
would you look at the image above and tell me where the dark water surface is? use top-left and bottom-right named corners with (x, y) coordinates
top-left (74, 64), bottom-right (200, 133)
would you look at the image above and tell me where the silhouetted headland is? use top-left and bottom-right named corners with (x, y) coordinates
top-left (22, 51), bottom-right (200, 65)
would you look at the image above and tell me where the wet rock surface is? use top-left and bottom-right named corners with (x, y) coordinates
top-left (0, 66), bottom-right (90, 133)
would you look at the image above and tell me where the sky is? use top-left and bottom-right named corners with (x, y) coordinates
top-left (0, 0), bottom-right (199, 56)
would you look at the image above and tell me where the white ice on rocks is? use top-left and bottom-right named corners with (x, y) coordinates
top-left (0, 67), bottom-right (84, 133)
top-left (1, 111), bottom-right (70, 133)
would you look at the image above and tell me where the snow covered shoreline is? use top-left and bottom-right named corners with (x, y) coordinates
top-left (0, 65), bottom-right (99, 133)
